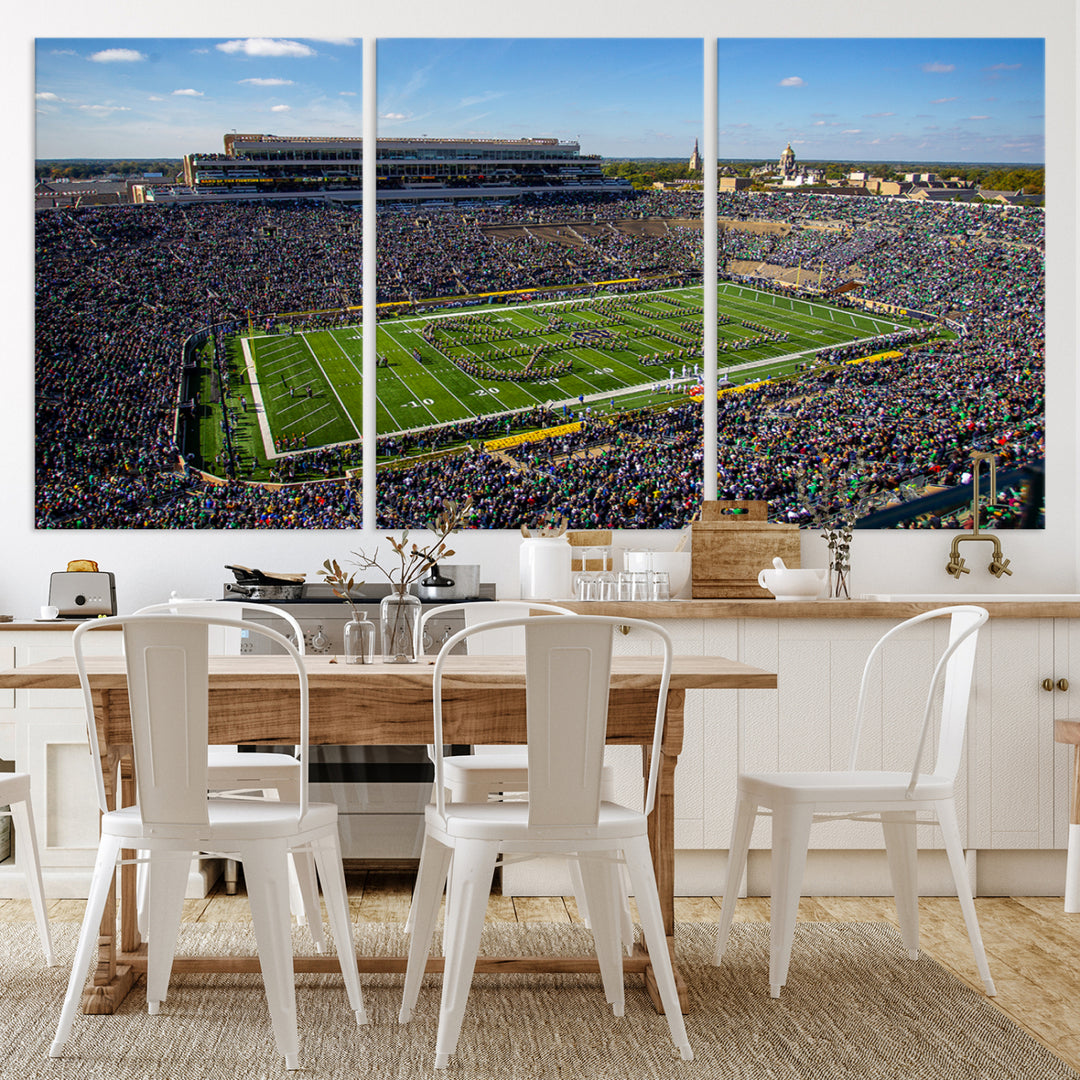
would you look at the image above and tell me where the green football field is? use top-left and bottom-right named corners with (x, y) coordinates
top-left (203, 283), bottom-right (932, 476)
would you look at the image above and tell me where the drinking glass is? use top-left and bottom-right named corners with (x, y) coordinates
top-left (650, 571), bottom-right (671, 602)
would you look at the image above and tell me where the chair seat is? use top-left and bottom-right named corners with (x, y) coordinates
top-left (441, 752), bottom-right (529, 786)
top-left (206, 750), bottom-right (301, 787)
top-left (101, 797), bottom-right (338, 842)
top-left (427, 799), bottom-right (646, 842)
top-left (739, 770), bottom-right (956, 805)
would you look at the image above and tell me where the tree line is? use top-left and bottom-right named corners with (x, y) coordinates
top-left (36, 159), bottom-right (183, 181)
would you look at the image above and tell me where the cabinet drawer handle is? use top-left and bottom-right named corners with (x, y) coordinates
top-left (1043, 678), bottom-right (1055, 692)
top-left (1059, 678), bottom-right (1071, 692)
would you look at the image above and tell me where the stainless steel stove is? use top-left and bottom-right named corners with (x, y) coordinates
top-left (221, 582), bottom-right (495, 865)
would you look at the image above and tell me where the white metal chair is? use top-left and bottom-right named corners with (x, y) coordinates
top-left (411, 601), bottom-right (632, 949)
top-left (134, 599), bottom-right (321, 945)
top-left (399, 614), bottom-right (692, 1069)
top-left (51, 614), bottom-right (366, 1070)
top-left (713, 605), bottom-right (995, 999)
top-left (0, 773), bottom-right (57, 966)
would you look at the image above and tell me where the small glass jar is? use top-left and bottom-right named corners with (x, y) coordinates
top-left (343, 614), bottom-right (375, 664)
top-left (380, 585), bottom-right (422, 664)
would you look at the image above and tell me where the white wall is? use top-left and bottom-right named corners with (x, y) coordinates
top-left (2, 1), bottom-right (1076, 618)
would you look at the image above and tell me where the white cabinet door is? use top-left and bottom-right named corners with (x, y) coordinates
top-left (975, 618), bottom-right (1056, 849)
top-left (1053, 619), bottom-right (1080, 847)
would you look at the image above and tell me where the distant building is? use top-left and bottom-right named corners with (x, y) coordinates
top-left (176, 133), bottom-right (629, 204)
top-left (689, 138), bottom-right (701, 173)
top-left (719, 176), bottom-right (752, 192)
top-left (778, 142), bottom-right (797, 179)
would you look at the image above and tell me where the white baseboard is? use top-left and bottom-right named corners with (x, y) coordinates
top-left (0, 858), bottom-right (223, 900)
top-left (500, 849), bottom-right (1069, 898)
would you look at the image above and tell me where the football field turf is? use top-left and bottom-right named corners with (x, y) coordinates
top-left (230, 283), bottom-right (928, 464)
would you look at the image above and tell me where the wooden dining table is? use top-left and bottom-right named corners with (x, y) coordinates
top-left (0, 651), bottom-right (776, 1015)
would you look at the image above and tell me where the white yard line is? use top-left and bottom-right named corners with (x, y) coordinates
top-left (299, 334), bottom-right (361, 440)
top-left (239, 336), bottom-right (279, 460)
top-left (378, 322), bottom-right (478, 421)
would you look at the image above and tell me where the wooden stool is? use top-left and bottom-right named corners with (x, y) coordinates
top-left (1054, 719), bottom-right (1080, 912)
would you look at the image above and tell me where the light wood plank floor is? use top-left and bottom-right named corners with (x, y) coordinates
top-left (3, 876), bottom-right (1079, 1071)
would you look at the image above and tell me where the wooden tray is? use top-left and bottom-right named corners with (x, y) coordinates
top-left (691, 501), bottom-right (801, 598)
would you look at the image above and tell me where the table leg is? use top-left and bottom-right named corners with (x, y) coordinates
top-left (643, 689), bottom-right (688, 1013)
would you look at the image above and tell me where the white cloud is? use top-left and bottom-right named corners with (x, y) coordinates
top-left (305, 37), bottom-right (355, 46)
top-left (923, 62), bottom-right (955, 73)
top-left (842, 129), bottom-right (862, 135)
top-left (172, 89), bottom-right (204, 97)
top-left (51, 49), bottom-right (78, 57)
top-left (864, 112), bottom-right (895, 118)
top-left (812, 121), bottom-right (825, 126)
top-left (89, 48), bottom-right (147, 64)
top-left (986, 63), bottom-right (1022, 71)
top-left (35, 91), bottom-right (60, 101)
top-left (779, 76), bottom-right (805, 88)
top-left (339, 91), bottom-right (357, 97)
top-left (931, 97), bottom-right (958, 104)
top-left (217, 38), bottom-right (315, 59)
top-left (148, 95), bottom-right (163, 102)
top-left (967, 115), bottom-right (991, 120)
top-left (239, 77), bottom-right (294, 87)
top-left (270, 104), bottom-right (291, 112)
top-left (77, 104), bottom-right (131, 115)
top-left (192, 48), bottom-right (209, 55)
top-left (381, 111), bottom-right (409, 121)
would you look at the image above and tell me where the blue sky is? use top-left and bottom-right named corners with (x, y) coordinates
top-left (34, 37), bottom-right (1043, 163)
top-left (35, 38), bottom-right (363, 158)
top-left (719, 38), bottom-right (1045, 163)
top-left (376, 39), bottom-right (702, 157)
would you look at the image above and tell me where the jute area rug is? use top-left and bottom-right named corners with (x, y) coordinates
top-left (0, 920), bottom-right (1074, 1080)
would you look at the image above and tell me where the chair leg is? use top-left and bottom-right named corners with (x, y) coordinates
top-left (50, 835), bottom-right (123, 1057)
top-left (310, 831), bottom-right (367, 1025)
top-left (881, 810), bottom-right (920, 959)
top-left (145, 851), bottom-right (192, 1014)
top-left (768, 803), bottom-right (814, 998)
top-left (9, 798), bottom-right (56, 966)
top-left (434, 838), bottom-right (500, 1070)
top-left (937, 799), bottom-right (996, 996)
top-left (241, 840), bottom-right (301, 1070)
top-left (714, 793), bottom-right (757, 966)
top-left (271, 779), bottom-right (325, 949)
top-left (136, 849), bottom-right (150, 940)
top-left (623, 836), bottom-right (692, 1061)
top-left (576, 852), bottom-right (625, 1017)
top-left (400, 832), bottom-right (453, 1024)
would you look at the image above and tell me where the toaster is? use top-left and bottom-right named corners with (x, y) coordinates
top-left (48, 572), bottom-right (117, 619)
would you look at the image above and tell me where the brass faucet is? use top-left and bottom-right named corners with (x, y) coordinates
top-left (945, 453), bottom-right (1012, 579)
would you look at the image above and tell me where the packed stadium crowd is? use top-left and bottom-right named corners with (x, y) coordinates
top-left (33, 184), bottom-right (1044, 529)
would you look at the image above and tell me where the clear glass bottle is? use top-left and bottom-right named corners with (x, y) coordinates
top-left (380, 585), bottom-right (422, 663)
top-left (343, 613), bottom-right (375, 665)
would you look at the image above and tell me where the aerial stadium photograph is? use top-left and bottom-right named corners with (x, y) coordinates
top-left (33, 36), bottom-right (1045, 531)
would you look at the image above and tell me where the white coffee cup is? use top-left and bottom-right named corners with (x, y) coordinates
top-left (39, 605), bottom-right (59, 620)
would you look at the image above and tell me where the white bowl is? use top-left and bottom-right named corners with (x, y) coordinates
top-left (758, 567), bottom-right (826, 601)
top-left (623, 551), bottom-right (693, 599)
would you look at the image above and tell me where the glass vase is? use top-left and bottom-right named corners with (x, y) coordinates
top-left (380, 586), bottom-right (422, 664)
top-left (343, 615), bottom-right (375, 665)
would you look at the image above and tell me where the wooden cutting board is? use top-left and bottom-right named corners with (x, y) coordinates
top-left (691, 501), bottom-right (801, 598)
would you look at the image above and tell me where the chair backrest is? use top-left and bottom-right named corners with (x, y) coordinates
top-left (134, 599), bottom-right (305, 655)
top-left (72, 614), bottom-right (309, 826)
top-left (431, 615), bottom-right (672, 826)
top-left (847, 605), bottom-right (988, 794)
top-left (419, 600), bottom-right (573, 656)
